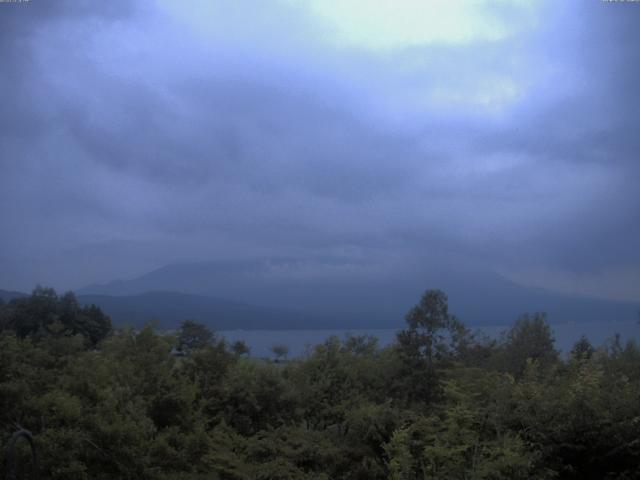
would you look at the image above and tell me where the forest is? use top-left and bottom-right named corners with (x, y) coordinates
top-left (1, 287), bottom-right (639, 479)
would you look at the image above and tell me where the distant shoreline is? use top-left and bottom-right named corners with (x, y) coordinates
top-left (219, 320), bottom-right (640, 359)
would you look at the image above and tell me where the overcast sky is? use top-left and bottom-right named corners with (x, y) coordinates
top-left (1, 0), bottom-right (639, 301)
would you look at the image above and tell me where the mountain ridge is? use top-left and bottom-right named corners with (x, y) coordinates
top-left (77, 259), bottom-right (640, 327)
top-left (77, 290), bottom-right (334, 330)
top-left (0, 289), bottom-right (29, 302)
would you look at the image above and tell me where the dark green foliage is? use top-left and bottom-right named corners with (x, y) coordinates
top-left (571, 335), bottom-right (595, 360)
top-left (0, 286), bottom-right (111, 346)
top-left (177, 319), bottom-right (215, 352)
top-left (395, 289), bottom-right (468, 404)
top-left (498, 313), bottom-right (558, 378)
top-left (400, 289), bottom-right (452, 365)
top-left (1, 287), bottom-right (639, 479)
top-left (231, 340), bottom-right (250, 357)
top-left (270, 344), bottom-right (289, 362)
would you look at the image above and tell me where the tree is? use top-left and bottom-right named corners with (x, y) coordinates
top-left (271, 344), bottom-right (289, 363)
top-left (501, 313), bottom-right (558, 378)
top-left (231, 340), bottom-right (250, 357)
top-left (0, 287), bottom-right (111, 346)
top-left (398, 289), bottom-right (461, 366)
top-left (177, 320), bottom-right (214, 353)
top-left (59, 292), bottom-right (111, 345)
top-left (571, 335), bottom-right (595, 361)
top-left (395, 289), bottom-right (464, 403)
top-left (384, 382), bottom-right (534, 479)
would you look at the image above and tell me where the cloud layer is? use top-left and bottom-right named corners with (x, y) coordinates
top-left (1, 0), bottom-right (639, 301)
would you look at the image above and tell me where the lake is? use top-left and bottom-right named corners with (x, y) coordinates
top-left (220, 320), bottom-right (640, 359)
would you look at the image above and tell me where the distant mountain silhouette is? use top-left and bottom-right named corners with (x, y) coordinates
top-left (78, 259), bottom-right (640, 327)
top-left (76, 291), bottom-right (334, 330)
top-left (0, 289), bottom-right (28, 302)
top-left (2, 287), bottom-right (327, 330)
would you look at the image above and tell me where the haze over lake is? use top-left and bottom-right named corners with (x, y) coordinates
top-left (221, 321), bottom-right (640, 359)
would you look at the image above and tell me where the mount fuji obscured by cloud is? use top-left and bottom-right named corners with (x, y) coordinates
top-left (76, 258), bottom-right (639, 330)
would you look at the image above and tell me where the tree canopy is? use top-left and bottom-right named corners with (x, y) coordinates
top-left (1, 287), bottom-right (639, 479)
top-left (0, 286), bottom-right (111, 346)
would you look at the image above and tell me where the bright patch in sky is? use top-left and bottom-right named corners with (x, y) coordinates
top-left (427, 77), bottom-right (522, 111)
top-left (292, 0), bottom-right (536, 49)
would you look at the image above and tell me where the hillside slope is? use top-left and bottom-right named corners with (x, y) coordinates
top-left (77, 291), bottom-right (333, 330)
top-left (79, 259), bottom-right (640, 327)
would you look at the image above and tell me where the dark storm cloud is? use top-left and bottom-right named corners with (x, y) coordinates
top-left (466, 1), bottom-right (640, 273)
top-left (0, 0), bottom-right (638, 299)
top-left (0, 0), bottom-right (135, 134)
top-left (65, 72), bottom-right (417, 199)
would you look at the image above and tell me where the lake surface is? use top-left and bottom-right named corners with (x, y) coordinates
top-left (220, 321), bottom-right (640, 359)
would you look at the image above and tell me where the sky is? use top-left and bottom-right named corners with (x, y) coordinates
top-left (0, 0), bottom-right (639, 302)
